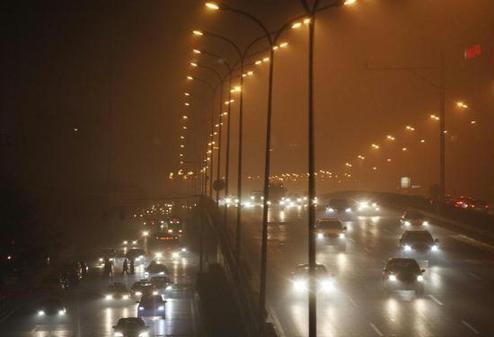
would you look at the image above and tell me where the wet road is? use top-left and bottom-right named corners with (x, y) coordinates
top-left (234, 205), bottom-right (494, 337)
top-left (0, 254), bottom-right (199, 337)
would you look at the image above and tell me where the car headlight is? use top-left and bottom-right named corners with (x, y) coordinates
top-left (317, 233), bottom-right (324, 239)
top-left (138, 332), bottom-right (149, 337)
top-left (345, 208), bottom-right (352, 213)
top-left (403, 245), bottom-right (412, 251)
top-left (155, 252), bottom-right (162, 258)
top-left (422, 221), bottom-right (429, 226)
top-left (375, 207), bottom-right (380, 212)
top-left (152, 290), bottom-right (158, 295)
top-left (171, 252), bottom-right (179, 259)
top-left (58, 309), bottom-right (66, 315)
top-left (135, 291), bottom-right (142, 296)
top-left (114, 332), bottom-right (124, 337)
top-left (98, 258), bottom-right (104, 262)
top-left (319, 279), bottom-right (334, 292)
top-left (122, 295), bottom-right (129, 300)
top-left (404, 221), bottom-right (411, 226)
top-left (431, 244), bottom-right (439, 252)
top-left (417, 275), bottom-right (424, 282)
top-left (138, 306), bottom-right (144, 311)
top-left (326, 207), bottom-right (334, 213)
top-left (388, 274), bottom-right (397, 281)
top-left (181, 247), bottom-right (187, 252)
top-left (38, 310), bottom-right (45, 316)
top-left (293, 279), bottom-right (307, 292)
top-left (158, 305), bottom-right (164, 311)
top-left (166, 285), bottom-right (172, 291)
top-left (339, 233), bottom-right (345, 239)
top-left (105, 294), bottom-right (113, 300)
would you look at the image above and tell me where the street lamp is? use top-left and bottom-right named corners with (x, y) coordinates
top-left (298, 1), bottom-right (357, 336)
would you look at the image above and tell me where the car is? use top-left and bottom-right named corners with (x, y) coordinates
top-left (400, 209), bottom-right (429, 227)
top-left (36, 298), bottom-right (67, 317)
top-left (315, 218), bottom-right (347, 250)
top-left (104, 282), bottom-right (131, 300)
top-left (113, 317), bottom-right (149, 337)
top-left (399, 230), bottom-right (439, 256)
top-left (325, 198), bottom-right (353, 216)
top-left (154, 231), bottom-right (180, 242)
top-left (137, 294), bottom-right (166, 318)
top-left (450, 196), bottom-right (489, 213)
top-left (126, 248), bottom-right (146, 262)
top-left (290, 263), bottom-right (334, 294)
top-left (150, 276), bottom-right (172, 291)
top-left (131, 279), bottom-right (157, 297)
top-left (145, 260), bottom-right (169, 275)
top-left (355, 199), bottom-right (380, 214)
top-left (382, 258), bottom-right (425, 295)
top-left (170, 247), bottom-right (189, 260)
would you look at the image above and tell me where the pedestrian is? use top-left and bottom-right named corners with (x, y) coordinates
top-left (122, 258), bottom-right (129, 275)
top-left (129, 258), bottom-right (135, 274)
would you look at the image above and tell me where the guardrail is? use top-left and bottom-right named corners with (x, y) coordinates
top-left (199, 196), bottom-right (269, 337)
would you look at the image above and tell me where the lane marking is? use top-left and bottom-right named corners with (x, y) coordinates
top-left (268, 305), bottom-right (287, 337)
top-left (369, 322), bottom-right (384, 336)
top-left (461, 320), bottom-right (480, 335)
top-left (468, 272), bottom-right (482, 280)
top-left (428, 294), bottom-right (443, 306)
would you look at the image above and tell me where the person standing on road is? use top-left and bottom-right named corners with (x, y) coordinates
top-left (122, 258), bottom-right (129, 275)
top-left (129, 258), bottom-right (135, 274)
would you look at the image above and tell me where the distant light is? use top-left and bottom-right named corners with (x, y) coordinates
top-left (371, 144), bottom-right (380, 149)
top-left (303, 18), bottom-right (311, 25)
top-left (456, 101), bottom-right (468, 109)
top-left (402, 147), bottom-right (407, 151)
top-left (187, 76), bottom-right (193, 80)
top-left (357, 155), bottom-right (365, 160)
top-left (192, 30), bottom-right (203, 36)
top-left (291, 22), bottom-right (302, 29)
top-left (184, 92), bottom-right (190, 96)
top-left (420, 139), bottom-right (426, 143)
top-left (192, 49), bottom-right (201, 54)
top-left (405, 125), bottom-right (415, 131)
top-left (344, 0), bottom-right (357, 5)
top-left (73, 128), bottom-right (78, 132)
top-left (279, 42), bottom-right (288, 48)
top-left (470, 120), bottom-right (477, 125)
top-left (190, 62), bottom-right (198, 67)
top-left (205, 2), bottom-right (220, 10)
top-left (262, 57), bottom-right (270, 63)
top-left (386, 158), bottom-right (392, 162)
top-left (255, 60), bottom-right (262, 65)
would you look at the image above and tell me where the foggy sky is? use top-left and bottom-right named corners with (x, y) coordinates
top-left (1, 0), bottom-right (493, 203)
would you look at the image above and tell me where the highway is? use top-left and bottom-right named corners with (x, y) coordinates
top-left (234, 204), bottom-right (494, 337)
top-left (0, 252), bottom-right (200, 337)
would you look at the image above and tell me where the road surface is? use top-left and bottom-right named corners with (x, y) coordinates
top-left (234, 204), bottom-right (494, 337)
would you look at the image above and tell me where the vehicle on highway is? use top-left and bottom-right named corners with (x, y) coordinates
top-left (400, 209), bottom-right (429, 227)
top-left (325, 198), bottom-right (353, 217)
top-left (170, 247), bottom-right (188, 260)
top-left (113, 317), bottom-right (149, 337)
top-left (104, 282), bottom-right (131, 300)
top-left (168, 217), bottom-right (183, 236)
top-left (399, 230), bottom-right (439, 256)
top-left (137, 294), bottom-right (166, 318)
top-left (154, 230), bottom-right (180, 242)
top-left (290, 263), bottom-right (334, 294)
top-left (36, 298), bottom-right (67, 317)
top-left (126, 248), bottom-right (145, 261)
top-left (145, 260), bottom-right (169, 275)
top-left (131, 279), bottom-right (157, 297)
top-left (315, 218), bottom-right (347, 250)
top-left (450, 196), bottom-right (489, 213)
top-left (150, 275), bottom-right (172, 291)
top-left (382, 258), bottom-right (425, 295)
top-left (355, 199), bottom-right (380, 214)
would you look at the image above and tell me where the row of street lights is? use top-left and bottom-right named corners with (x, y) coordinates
top-left (179, 1), bottom-right (358, 336)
